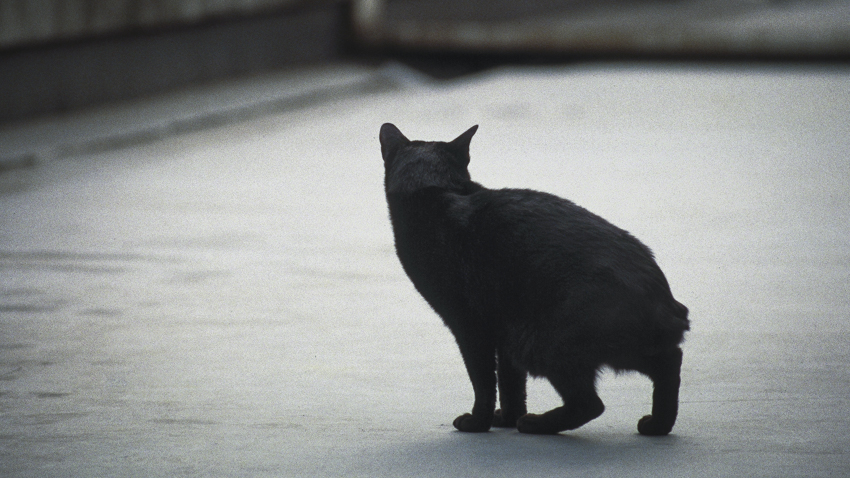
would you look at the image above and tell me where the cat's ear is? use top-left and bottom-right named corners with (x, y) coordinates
top-left (447, 125), bottom-right (478, 166)
top-left (380, 123), bottom-right (410, 162)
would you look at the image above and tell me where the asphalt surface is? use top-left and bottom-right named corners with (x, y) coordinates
top-left (1, 60), bottom-right (849, 477)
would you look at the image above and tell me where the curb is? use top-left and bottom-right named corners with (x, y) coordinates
top-left (0, 64), bottom-right (398, 171)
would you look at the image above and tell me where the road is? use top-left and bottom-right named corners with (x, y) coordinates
top-left (1, 60), bottom-right (849, 476)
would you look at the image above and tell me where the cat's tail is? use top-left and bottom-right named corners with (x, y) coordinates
top-left (651, 298), bottom-right (690, 348)
top-left (670, 300), bottom-right (690, 330)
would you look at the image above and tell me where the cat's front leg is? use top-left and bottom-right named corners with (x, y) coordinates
top-left (493, 350), bottom-right (527, 428)
top-left (452, 335), bottom-right (497, 432)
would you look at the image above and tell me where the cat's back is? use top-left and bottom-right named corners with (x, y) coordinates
top-left (451, 187), bottom-right (676, 304)
top-left (462, 187), bottom-right (647, 257)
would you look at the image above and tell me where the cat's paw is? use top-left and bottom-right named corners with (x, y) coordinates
top-left (637, 415), bottom-right (673, 436)
top-left (492, 409), bottom-right (524, 428)
top-left (516, 413), bottom-right (560, 435)
top-left (453, 413), bottom-right (492, 433)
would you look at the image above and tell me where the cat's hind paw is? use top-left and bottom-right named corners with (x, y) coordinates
top-left (453, 413), bottom-right (492, 433)
top-left (516, 413), bottom-right (561, 435)
top-left (637, 415), bottom-right (674, 436)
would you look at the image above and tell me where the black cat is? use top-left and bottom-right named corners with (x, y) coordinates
top-left (380, 123), bottom-right (689, 436)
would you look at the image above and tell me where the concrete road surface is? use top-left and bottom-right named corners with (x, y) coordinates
top-left (1, 61), bottom-right (849, 477)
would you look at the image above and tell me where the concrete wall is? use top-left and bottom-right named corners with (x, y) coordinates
top-left (0, 0), bottom-right (305, 49)
top-left (0, 0), bottom-right (349, 123)
top-left (3, 0), bottom-right (848, 124)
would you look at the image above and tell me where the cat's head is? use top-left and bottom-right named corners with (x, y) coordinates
top-left (380, 123), bottom-right (478, 195)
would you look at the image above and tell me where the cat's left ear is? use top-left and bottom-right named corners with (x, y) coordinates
top-left (380, 123), bottom-right (410, 163)
top-left (447, 125), bottom-right (478, 167)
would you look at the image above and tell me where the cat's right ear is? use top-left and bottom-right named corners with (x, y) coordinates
top-left (380, 123), bottom-right (410, 162)
top-left (447, 125), bottom-right (478, 167)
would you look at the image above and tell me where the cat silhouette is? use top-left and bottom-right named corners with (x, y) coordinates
top-left (380, 123), bottom-right (689, 436)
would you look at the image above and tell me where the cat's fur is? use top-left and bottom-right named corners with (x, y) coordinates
top-left (380, 123), bottom-right (689, 436)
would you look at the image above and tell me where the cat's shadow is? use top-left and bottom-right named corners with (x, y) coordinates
top-left (365, 428), bottom-right (684, 474)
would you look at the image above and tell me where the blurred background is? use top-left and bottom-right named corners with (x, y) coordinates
top-left (1, 0), bottom-right (849, 124)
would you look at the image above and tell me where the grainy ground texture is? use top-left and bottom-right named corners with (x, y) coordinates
top-left (1, 61), bottom-right (849, 477)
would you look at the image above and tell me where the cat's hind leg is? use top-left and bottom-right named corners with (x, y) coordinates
top-left (516, 368), bottom-right (604, 434)
top-left (636, 346), bottom-right (683, 436)
top-left (492, 350), bottom-right (527, 428)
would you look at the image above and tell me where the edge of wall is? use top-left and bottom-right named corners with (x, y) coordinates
top-left (0, 1), bottom-right (350, 123)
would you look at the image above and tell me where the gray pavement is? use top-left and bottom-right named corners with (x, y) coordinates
top-left (1, 61), bottom-right (849, 476)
